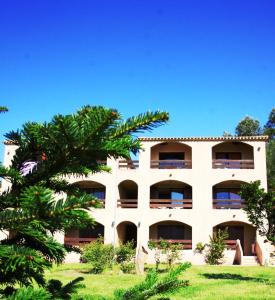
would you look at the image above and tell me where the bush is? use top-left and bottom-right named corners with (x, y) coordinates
top-left (119, 262), bottom-right (136, 274)
top-left (195, 242), bottom-right (206, 253)
top-left (115, 241), bottom-right (135, 264)
top-left (205, 229), bottom-right (229, 265)
top-left (81, 237), bottom-right (114, 273)
top-left (115, 241), bottom-right (136, 273)
top-left (148, 240), bottom-right (181, 269)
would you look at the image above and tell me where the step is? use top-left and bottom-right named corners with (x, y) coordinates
top-left (242, 256), bottom-right (259, 266)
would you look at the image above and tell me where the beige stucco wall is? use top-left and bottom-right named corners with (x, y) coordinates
top-left (1, 138), bottom-right (269, 264)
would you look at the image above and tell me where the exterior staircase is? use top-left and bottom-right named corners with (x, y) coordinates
top-left (242, 256), bottom-right (259, 266)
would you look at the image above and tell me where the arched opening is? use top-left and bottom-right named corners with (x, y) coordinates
top-left (212, 141), bottom-right (254, 169)
top-left (73, 180), bottom-right (106, 208)
top-left (117, 221), bottom-right (137, 247)
top-left (117, 180), bottom-right (138, 208)
top-left (150, 180), bottom-right (192, 209)
top-left (212, 180), bottom-right (247, 209)
top-left (64, 222), bottom-right (104, 247)
top-left (213, 221), bottom-right (256, 256)
top-left (149, 221), bottom-right (192, 249)
top-left (150, 142), bottom-right (192, 169)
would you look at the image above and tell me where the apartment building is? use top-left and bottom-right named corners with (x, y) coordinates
top-left (2, 136), bottom-right (272, 265)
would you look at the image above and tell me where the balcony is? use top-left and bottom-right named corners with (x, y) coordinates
top-left (212, 141), bottom-right (254, 169)
top-left (118, 180), bottom-right (138, 209)
top-left (73, 180), bottom-right (106, 208)
top-left (117, 199), bottom-right (138, 208)
top-left (213, 199), bottom-right (245, 209)
top-left (64, 223), bottom-right (104, 247)
top-left (118, 160), bottom-right (139, 169)
top-left (150, 199), bottom-right (192, 209)
top-left (213, 180), bottom-right (246, 209)
top-left (149, 239), bottom-right (192, 249)
top-left (151, 160), bottom-right (192, 169)
top-left (64, 237), bottom-right (96, 247)
top-left (212, 159), bottom-right (254, 169)
top-left (151, 142), bottom-right (192, 169)
top-left (150, 180), bottom-right (192, 209)
top-left (149, 221), bottom-right (192, 249)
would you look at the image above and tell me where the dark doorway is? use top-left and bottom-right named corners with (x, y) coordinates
top-left (219, 225), bottom-right (244, 250)
top-left (124, 223), bottom-right (137, 247)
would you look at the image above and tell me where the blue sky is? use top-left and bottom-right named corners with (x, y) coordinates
top-left (0, 0), bottom-right (274, 159)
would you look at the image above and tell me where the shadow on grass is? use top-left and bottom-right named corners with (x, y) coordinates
top-left (202, 273), bottom-right (274, 285)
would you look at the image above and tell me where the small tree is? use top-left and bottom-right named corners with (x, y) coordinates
top-left (159, 240), bottom-right (182, 269)
top-left (115, 241), bottom-right (136, 274)
top-left (205, 229), bottom-right (229, 265)
top-left (240, 181), bottom-right (275, 246)
top-left (235, 116), bottom-right (261, 136)
top-left (148, 240), bottom-right (161, 271)
top-left (148, 240), bottom-right (181, 270)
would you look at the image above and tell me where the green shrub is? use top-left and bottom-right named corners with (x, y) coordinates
top-left (115, 241), bottom-right (135, 264)
top-left (119, 262), bottom-right (136, 274)
top-left (148, 240), bottom-right (181, 269)
top-left (81, 237), bottom-right (114, 273)
top-left (205, 229), bottom-right (229, 265)
top-left (195, 242), bottom-right (206, 253)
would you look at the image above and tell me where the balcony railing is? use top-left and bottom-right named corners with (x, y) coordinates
top-left (150, 239), bottom-right (192, 249)
top-left (150, 199), bottom-right (192, 209)
top-left (117, 199), bottom-right (138, 208)
top-left (212, 159), bottom-right (254, 169)
top-left (64, 237), bottom-right (96, 247)
top-left (118, 160), bottom-right (139, 169)
top-left (151, 160), bottom-right (192, 169)
top-left (213, 199), bottom-right (245, 209)
top-left (225, 239), bottom-right (237, 250)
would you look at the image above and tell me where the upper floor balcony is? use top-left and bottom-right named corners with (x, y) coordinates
top-left (150, 142), bottom-right (192, 169)
top-left (212, 141), bottom-right (254, 169)
top-left (117, 180), bottom-right (138, 208)
top-left (212, 180), bottom-right (246, 209)
top-left (150, 180), bottom-right (192, 209)
top-left (73, 180), bottom-right (106, 208)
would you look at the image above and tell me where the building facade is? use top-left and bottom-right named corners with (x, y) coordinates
top-left (2, 136), bottom-right (272, 265)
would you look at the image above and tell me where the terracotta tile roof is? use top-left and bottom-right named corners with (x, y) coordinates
top-left (138, 136), bottom-right (269, 142)
top-left (4, 135), bottom-right (269, 145)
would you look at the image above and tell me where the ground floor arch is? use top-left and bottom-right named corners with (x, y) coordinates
top-left (64, 222), bottom-right (104, 247)
top-left (149, 220), bottom-right (192, 249)
top-left (116, 221), bottom-right (137, 247)
top-left (213, 221), bottom-right (256, 256)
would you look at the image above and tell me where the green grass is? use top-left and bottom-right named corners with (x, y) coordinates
top-left (46, 264), bottom-right (275, 299)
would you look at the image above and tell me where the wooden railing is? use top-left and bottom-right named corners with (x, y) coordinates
top-left (225, 239), bottom-right (237, 250)
top-left (118, 160), bottom-right (139, 169)
top-left (150, 199), bottom-right (192, 209)
top-left (212, 159), bottom-right (254, 169)
top-left (64, 237), bottom-right (97, 247)
top-left (117, 199), bottom-right (138, 208)
top-left (213, 199), bottom-right (245, 209)
top-left (150, 160), bottom-right (192, 169)
top-left (150, 239), bottom-right (192, 249)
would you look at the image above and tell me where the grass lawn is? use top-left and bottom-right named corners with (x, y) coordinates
top-left (46, 263), bottom-right (275, 299)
